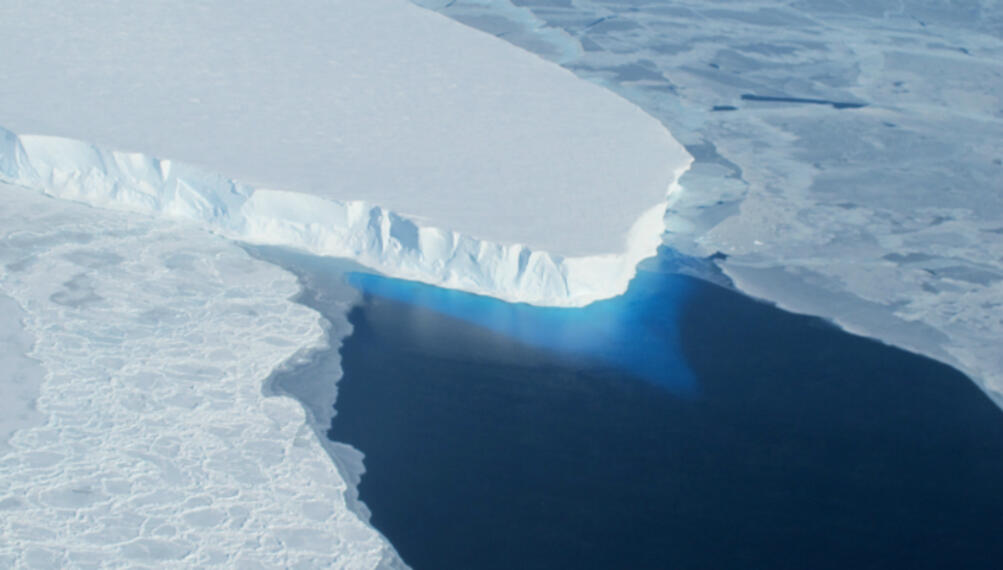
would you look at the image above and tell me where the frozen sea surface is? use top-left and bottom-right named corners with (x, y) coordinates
top-left (0, 295), bottom-right (44, 455)
top-left (413, 0), bottom-right (1003, 404)
top-left (0, 183), bottom-right (403, 568)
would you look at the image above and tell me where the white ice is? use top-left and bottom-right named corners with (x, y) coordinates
top-left (0, 183), bottom-right (404, 568)
top-left (0, 0), bottom-right (690, 306)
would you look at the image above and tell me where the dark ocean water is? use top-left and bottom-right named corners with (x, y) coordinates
top-left (322, 251), bottom-right (1003, 570)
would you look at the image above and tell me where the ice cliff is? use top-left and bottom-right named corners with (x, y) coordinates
top-left (0, 127), bottom-right (689, 307)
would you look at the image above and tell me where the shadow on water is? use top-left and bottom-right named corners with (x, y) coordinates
top-left (323, 248), bottom-right (1003, 570)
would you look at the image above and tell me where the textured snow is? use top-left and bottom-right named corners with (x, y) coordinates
top-left (0, 183), bottom-right (403, 568)
top-left (0, 0), bottom-right (690, 306)
top-left (421, 0), bottom-right (1003, 406)
top-left (0, 295), bottom-right (44, 455)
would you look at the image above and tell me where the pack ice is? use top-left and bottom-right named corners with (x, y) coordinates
top-left (0, 0), bottom-right (690, 306)
top-left (0, 182), bottom-right (406, 567)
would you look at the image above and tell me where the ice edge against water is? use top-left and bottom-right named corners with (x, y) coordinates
top-left (0, 125), bottom-right (692, 309)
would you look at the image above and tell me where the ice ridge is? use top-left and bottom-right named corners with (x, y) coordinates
top-left (0, 126), bottom-right (690, 307)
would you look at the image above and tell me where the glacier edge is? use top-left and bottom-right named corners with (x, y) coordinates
top-left (0, 125), bottom-right (692, 307)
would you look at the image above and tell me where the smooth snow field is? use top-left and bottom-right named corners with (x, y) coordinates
top-left (0, 0), bottom-right (690, 306)
top-left (414, 0), bottom-right (1003, 407)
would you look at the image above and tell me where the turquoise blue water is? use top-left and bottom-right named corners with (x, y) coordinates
top-left (346, 262), bottom-right (696, 394)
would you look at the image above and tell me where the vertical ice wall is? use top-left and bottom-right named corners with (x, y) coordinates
top-left (0, 126), bottom-right (689, 307)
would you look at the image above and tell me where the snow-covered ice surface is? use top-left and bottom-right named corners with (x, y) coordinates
top-left (416, 0), bottom-right (1003, 406)
top-left (0, 183), bottom-right (403, 568)
top-left (0, 0), bottom-right (690, 306)
top-left (0, 295), bottom-right (45, 456)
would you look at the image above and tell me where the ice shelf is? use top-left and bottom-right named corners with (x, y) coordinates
top-left (0, 0), bottom-right (690, 306)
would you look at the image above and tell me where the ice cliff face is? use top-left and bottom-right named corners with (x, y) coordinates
top-left (0, 127), bottom-right (690, 307)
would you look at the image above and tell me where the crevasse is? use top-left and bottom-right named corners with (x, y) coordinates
top-left (0, 126), bottom-right (691, 307)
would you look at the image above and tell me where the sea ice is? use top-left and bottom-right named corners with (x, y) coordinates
top-left (0, 1), bottom-right (702, 567)
top-left (0, 183), bottom-right (403, 568)
top-left (0, 295), bottom-right (44, 455)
